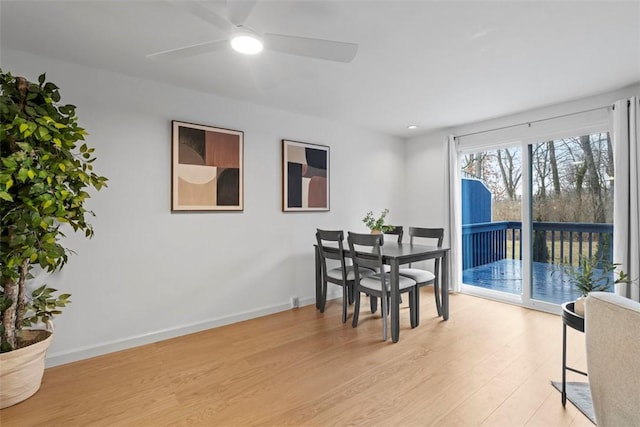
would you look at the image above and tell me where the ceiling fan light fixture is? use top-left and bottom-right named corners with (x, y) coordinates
top-left (230, 29), bottom-right (263, 55)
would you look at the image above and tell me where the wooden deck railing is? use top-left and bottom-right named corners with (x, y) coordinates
top-left (462, 221), bottom-right (613, 269)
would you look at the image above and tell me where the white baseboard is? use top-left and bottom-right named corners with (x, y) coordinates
top-left (45, 296), bottom-right (317, 368)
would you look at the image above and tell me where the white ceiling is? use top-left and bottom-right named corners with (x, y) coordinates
top-left (1, 1), bottom-right (639, 137)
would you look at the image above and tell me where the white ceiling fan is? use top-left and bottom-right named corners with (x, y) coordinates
top-left (147, 0), bottom-right (359, 63)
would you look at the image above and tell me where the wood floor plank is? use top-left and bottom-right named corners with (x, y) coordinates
top-left (0, 289), bottom-right (591, 426)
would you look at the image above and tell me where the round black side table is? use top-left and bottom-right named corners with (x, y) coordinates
top-left (561, 301), bottom-right (587, 406)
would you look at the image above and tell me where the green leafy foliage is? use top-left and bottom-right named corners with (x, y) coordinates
top-left (0, 69), bottom-right (107, 351)
top-left (23, 285), bottom-right (71, 327)
top-left (561, 255), bottom-right (631, 297)
top-left (362, 209), bottom-right (395, 233)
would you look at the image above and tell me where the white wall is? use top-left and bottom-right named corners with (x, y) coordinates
top-left (2, 49), bottom-right (406, 366)
top-left (404, 129), bottom-right (450, 229)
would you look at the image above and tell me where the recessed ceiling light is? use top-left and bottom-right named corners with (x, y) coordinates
top-left (407, 125), bottom-right (418, 130)
top-left (230, 28), bottom-right (263, 55)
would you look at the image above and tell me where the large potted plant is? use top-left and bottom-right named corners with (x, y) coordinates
top-left (0, 69), bottom-right (107, 408)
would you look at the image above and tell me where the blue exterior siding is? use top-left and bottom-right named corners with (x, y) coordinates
top-left (461, 178), bottom-right (492, 224)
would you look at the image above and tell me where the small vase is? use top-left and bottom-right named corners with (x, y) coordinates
top-left (370, 229), bottom-right (382, 235)
top-left (574, 295), bottom-right (586, 316)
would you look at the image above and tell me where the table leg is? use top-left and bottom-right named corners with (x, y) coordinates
top-left (441, 252), bottom-right (449, 320)
top-left (391, 259), bottom-right (400, 343)
top-left (315, 246), bottom-right (321, 310)
top-left (562, 322), bottom-right (567, 406)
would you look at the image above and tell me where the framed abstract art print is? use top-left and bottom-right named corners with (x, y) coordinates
top-left (172, 121), bottom-right (243, 211)
top-left (282, 139), bottom-right (329, 212)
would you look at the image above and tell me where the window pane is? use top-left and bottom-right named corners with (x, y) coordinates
top-left (530, 133), bottom-right (614, 304)
top-left (461, 147), bottom-right (523, 295)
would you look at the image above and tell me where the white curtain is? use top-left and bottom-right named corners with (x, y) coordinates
top-left (612, 97), bottom-right (640, 302)
top-left (445, 135), bottom-right (462, 292)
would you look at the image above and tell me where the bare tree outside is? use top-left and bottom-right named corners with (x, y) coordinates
top-left (462, 133), bottom-right (615, 225)
top-left (497, 149), bottom-right (521, 201)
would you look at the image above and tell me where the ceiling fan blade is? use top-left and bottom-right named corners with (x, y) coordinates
top-left (166, 0), bottom-right (232, 33)
top-left (264, 33), bottom-right (358, 63)
top-left (227, 0), bottom-right (257, 26)
top-left (147, 39), bottom-right (229, 60)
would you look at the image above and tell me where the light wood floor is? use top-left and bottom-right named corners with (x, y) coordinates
top-left (1, 289), bottom-right (592, 427)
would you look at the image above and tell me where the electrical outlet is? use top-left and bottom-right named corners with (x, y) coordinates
top-left (290, 296), bottom-right (299, 308)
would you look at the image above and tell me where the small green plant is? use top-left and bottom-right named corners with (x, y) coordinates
top-left (561, 255), bottom-right (631, 297)
top-left (0, 69), bottom-right (107, 352)
top-left (362, 209), bottom-right (394, 233)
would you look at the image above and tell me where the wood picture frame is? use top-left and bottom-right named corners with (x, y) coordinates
top-left (172, 120), bottom-right (243, 211)
top-left (282, 139), bottom-right (329, 212)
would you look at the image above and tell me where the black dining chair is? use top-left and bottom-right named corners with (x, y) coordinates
top-left (347, 232), bottom-right (418, 341)
top-left (384, 225), bottom-right (404, 243)
top-left (316, 229), bottom-right (374, 323)
top-left (398, 227), bottom-right (444, 322)
top-left (370, 225), bottom-right (404, 311)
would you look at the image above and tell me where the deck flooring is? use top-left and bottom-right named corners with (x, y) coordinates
top-left (463, 259), bottom-right (612, 304)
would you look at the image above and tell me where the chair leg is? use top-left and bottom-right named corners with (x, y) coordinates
top-left (409, 289), bottom-right (417, 328)
top-left (380, 292), bottom-right (388, 341)
top-left (352, 290), bottom-right (361, 328)
top-left (320, 280), bottom-right (327, 313)
top-left (341, 285), bottom-right (348, 324)
top-left (348, 283), bottom-right (355, 305)
top-left (414, 285), bottom-right (421, 326)
top-left (433, 281), bottom-right (442, 317)
top-left (370, 296), bottom-right (378, 314)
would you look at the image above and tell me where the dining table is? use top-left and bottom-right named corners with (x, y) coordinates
top-left (314, 241), bottom-right (450, 343)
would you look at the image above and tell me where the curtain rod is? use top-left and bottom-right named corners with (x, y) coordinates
top-left (454, 104), bottom-right (613, 140)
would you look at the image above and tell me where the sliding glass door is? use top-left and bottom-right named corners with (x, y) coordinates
top-left (458, 124), bottom-right (614, 312)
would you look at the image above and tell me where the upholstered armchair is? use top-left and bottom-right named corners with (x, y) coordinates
top-left (585, 292), bottom-right (640, 426)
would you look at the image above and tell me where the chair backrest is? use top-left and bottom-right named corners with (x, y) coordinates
top-left (316, 229), bottom-right (347, 279)
top-left (347, 232), bottom-right (385, 276)
top-left (408, 227), bottom-right (444, 270)
top-left (384, 225), bottom-right (404, 244)
top-left (408, 227), bottom-right (444, 246)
